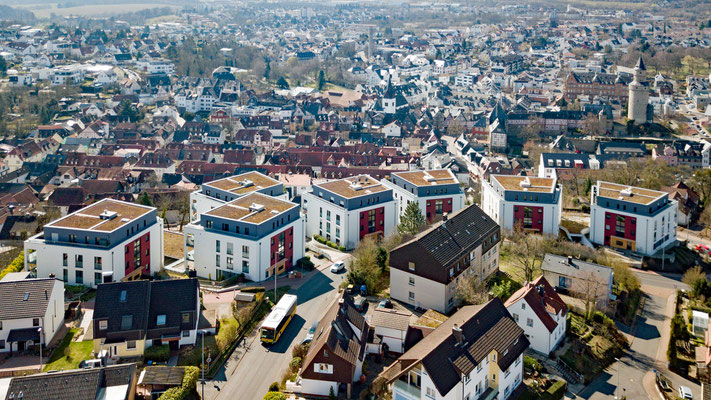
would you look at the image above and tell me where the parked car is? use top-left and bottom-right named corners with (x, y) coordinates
top-left (330, 260), bottom-right (345, 273)
top-left (378, 298), bottom-right (393, 309)
top-left (679, 385), bottom-right (693, 399)
top-left (302, 321), bottom-right (318, 344)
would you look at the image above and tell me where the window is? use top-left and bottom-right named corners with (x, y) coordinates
top-left (477, 363), bottom-right (482, 372)
top-left (69, 234), bottom-right (77, 243)
top-left (62, 253), bottom-right (68, 267)
top-left (0, 340), bottom-right (4, 349)
top-left (327, 210), bottom-right (331, 220)
top-left (513, 313), bottom-right (519, 322)
top-left (206, 220), bottom-right (213, 229)
top-left (521, 303), bottom-right (526, 310)
top-left (183, 331), bottom-right (190, 337)
top-left (527, 318), bottom-right (534, 327)
top-left (120, 290), bottom-right (127, 302)
top-left (336, 215), bottom-right (340, 225)
top-left (408, 291), bottom-right (415, 301)
top-left (409, 277), bottom-right (415, 286)
top-left (242, 246), bottom-right (249, 258)
top-left (226, 242), bottom-right (233, 255)
top-left (75, 270), bottom-right (83, 284)
top-left (94, 272), bottom-right (102, 285)
top-left (75, 254), bottom-right (83, 268)
top-left (226, 256), bottom-right (233, 269)
top-left (0, 321), bottom-right (2, 330)
top-left (33, 318), bottom-right (39, 327)
top-left (216, 240), bottom-right (220, 252)
top-left (127, 340), bottom-right (136, 350)
top-left (99, 320), bottom-right (107, 330)
top-left (216, 254), bottom-right (220, 267)
top-left (94, 256), bottom-right (102, 270)
top-left (182, 312), bottom-right (191, 324)
top-left (121, 315), bottom-right (132, 330)
top-left (408, 262), bottom-right (415, 271)
top-left (242, 260), bottom-right (249, 274)
top-left (559, 276), bottom-right (572, 289)
top-left (523, 207), bottom-right (533, 228)
top-left (426, 387), bottom-right (436, 398)
top-left (157, 315), bottom-right (166, 326)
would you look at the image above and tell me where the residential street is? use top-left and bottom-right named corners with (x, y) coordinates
top-left (204, 266), bottom-right (346, 400)
top-left (576, 270), bottom-right (698, 400)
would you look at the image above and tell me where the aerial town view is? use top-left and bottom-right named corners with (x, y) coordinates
top-left (0, 0), bottom-right (710, 399)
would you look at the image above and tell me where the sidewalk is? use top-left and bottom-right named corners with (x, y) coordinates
top-left (201, 325), bottom-right (261, 400)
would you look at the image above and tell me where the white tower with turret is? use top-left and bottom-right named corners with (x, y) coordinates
top-left (628, 57), bottom-right (650, 124)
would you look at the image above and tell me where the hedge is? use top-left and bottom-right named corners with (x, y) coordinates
top-left (157, 366), bottom-right (199, 400)
top-left (144, 344), bottom-right (170, 362)
top-left (312, 234), bottom-right (346, 252)
top-left (241, 286), bottom-right (266, 293)
top-left (263, 392), bottom-right (287, 400)
top-left (545, 380), bottom-right (567, 400)
top-left (523, 356), bottom-right (542, 373)
top-left (0, 252), bottom-right (24, 281)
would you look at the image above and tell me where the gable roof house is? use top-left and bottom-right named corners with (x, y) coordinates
top-left (504, 276), bottom-right (567, 355)
top-left (0, 363), bottom-right (137, 400)
top-left (0, 277), bottom-right (64, 355)
top-left (92, 278), bottom-right (200, 361)
top-left (389, 204), bottom-right (501, 313)
top-left (377, 299), bottom-right (529, 400)
top-left (540, 254), bottom-right (614, 309)
top-left (290, 293), bottom-right (368, 399)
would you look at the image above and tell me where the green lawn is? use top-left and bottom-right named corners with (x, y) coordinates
top-left (43, 329), bottom-right (94, 371)
top-left (178, 336), bottom-right (219, 367)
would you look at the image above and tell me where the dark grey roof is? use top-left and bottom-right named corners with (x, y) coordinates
top-left (0, 278), bottom-right (60, 320)
top-left (541, 254), bottom-right (613, 285)
top-left (138, 366), bottom-right (185, 386)
top-left (93, 278), bottom-right (199, 342)
top-left (4, 363), bottom-right (136, 400)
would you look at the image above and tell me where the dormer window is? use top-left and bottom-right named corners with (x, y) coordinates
top-left (120, 290), bottom-right (127, 302)
top-left (157, 315), bottom-right (166, 326)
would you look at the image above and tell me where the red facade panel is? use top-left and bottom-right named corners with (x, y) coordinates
top-left (270, 227), bottom-right (294, 271)
top-left (425, 198), bottom-right (453, 222)
top-left (513, 205), bottom-right (544, 232)
top-left (603, 212), bottom-right (637, 245)
top-left (360, 207), bottom-right (385, 239)
top-left (124, 232), bottom-right (150, 276)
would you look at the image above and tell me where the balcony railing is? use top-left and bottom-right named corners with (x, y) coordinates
top-left (393, 379), bottom-right (421, 400)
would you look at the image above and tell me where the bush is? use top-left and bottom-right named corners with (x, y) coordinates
top-left (292, 343), bottom-right (309, 359)
top-left (144, 344), bottom-right (170, 362)
top-left (158, 387), bottom-right (185, 400)
top-left (216, 318), bottom-right (239, 353)
top-left (524, 356), bottom-right (542, 373)
top-left (339, 246), bottom-right (347, 251)
top-left (263, 392), bottom-right (287, 400)
top-left (240, 286), bottom-right (266, 293)
top-left (545, 380), bottom-right (567, 400)
top-left (0, 252), bottom-right (24, 281)
top-left (268, 382), bottom-right (280, 392)
top-left (312, 234), bottom-right (344, 251)
top-left (296, 257), bottom-right (315, 271)
top-left (289, 357), bottom-right (302, 373)
top-left (182, 366), bottom-right (199, 391)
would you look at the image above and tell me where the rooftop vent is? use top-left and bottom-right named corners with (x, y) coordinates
top-left (452, 324), bottom-right (464, 345)
top-left (620, 187), bottom-right (633, 197)
top-left (520, 177), bottom-right (531, 188)
top-left (349, 182), bottom-right (363, 191)
top-left (423, 173), bottom-right (435, 182)
top-left (249, 203), bottom-right (265, 213)
top-left (99, 210), bottom-right (118, 220)
top-left (241, 179), bottom-right (254, 188)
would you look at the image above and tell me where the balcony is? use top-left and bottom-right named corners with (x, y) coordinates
top-left (393, 379), bottom-right (420, 400)
top-left (478, 387), bottom-right (498, 400)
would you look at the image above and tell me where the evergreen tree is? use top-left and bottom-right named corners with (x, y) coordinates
top-left (317, 70), bottom-right (326, 91)
top-left (276, 77), bottom-right (289, 89)
top-left (138, 192), bottom-right (152, 206)
top-left (0, 55), bottom-right (7, 77)
top-left (398, 202), bottom-right (426, 236)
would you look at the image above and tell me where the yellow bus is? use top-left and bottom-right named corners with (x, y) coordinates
top-left (260, 294), bottom-right (298, 344)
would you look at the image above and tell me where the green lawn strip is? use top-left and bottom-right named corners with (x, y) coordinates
top-left (43, 328), bottom-right (94, 371)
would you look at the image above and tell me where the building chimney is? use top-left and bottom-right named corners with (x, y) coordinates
top-left (567, 256), bottom-right (573, 265)
top-left (442, 212), bottom-right (448, 222)
top-left (452, 324), bottom-right (463, 345)
top-left (48, 273), bottom-right (56, 279)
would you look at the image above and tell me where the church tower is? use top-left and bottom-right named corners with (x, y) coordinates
top-left (627, 57), bottom-right (649, 124)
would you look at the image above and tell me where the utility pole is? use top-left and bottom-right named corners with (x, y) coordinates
top-left (38, 327), bottom-right (42, 372)
top-left (201, 330), bottom-right (205, 400)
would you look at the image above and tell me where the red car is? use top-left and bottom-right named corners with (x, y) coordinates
top-left (696, 244), bottom-right (711, 256)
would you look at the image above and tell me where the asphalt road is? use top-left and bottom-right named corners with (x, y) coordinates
top-left (207, 267), bottom-right (346, 400)
top-left (576, 271), bottom-right (695, 400)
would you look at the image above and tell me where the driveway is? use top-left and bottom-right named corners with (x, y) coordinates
top-left (576, 270), bottom-right (699, 400)
top-left (203, 266), bottom-right (346, 400)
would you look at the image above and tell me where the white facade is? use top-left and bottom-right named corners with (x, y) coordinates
top-left (390, 243), bottom-right (499, 313)
top-left (301, 193), bottom-right (396, 250)
top-left (393, 353), bottom-right (523, 400)
top-left (0, 279), bottom-right (64, 354)
top-left (381, 183), bottom-right (465, 226)
top-left (506, 298), bottom-right (566, 355)
top-left (481, 177), bottom-right (562, 235)
top-left (25, 221), bottom-right (164, 288)
top-left (628, 66), bottom-right (649, 123)
top-left (184, 219), bottom-right (304, 282)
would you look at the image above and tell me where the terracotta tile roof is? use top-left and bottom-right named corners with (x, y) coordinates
top-left (504, 276), bottom-right (567, 333)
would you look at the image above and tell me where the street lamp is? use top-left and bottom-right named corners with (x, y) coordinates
top-left (614, 357), bottom-right (620, 399)
top-left (200, 329), bottom-right (208, 400)
top-left (37, 327), bottom-right (42, 372)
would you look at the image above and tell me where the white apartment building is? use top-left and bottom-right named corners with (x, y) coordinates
top-left (185, 192), bottom-right (304, 282)
top-left (590, 181), bottom-right (677, 256)
top-left (25, 199), bottom-right (164, 287)
top-left (301, 175), bottom-right (397, 250)
top-left (481, 175), bottom-right (562, 235)
top-left (381, 169), bottom-right (465, 225)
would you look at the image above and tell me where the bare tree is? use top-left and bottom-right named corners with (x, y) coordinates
top-left (507, 227), bottom-right (545, 283)
top-left (572, 270), bottom-right (608, 320)
top-left (455, 274), bottom-right (489, 306)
